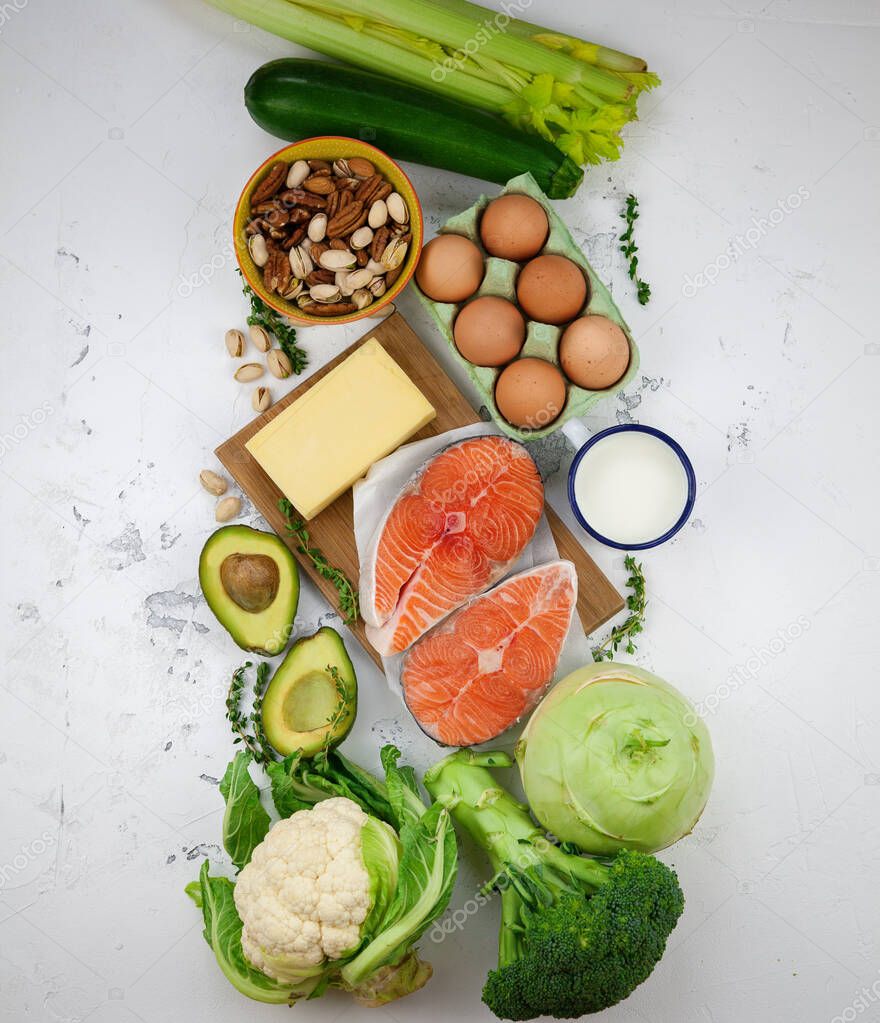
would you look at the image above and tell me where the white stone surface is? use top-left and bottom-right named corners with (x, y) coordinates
top-left (1, 1), bottom-right (878, 1021)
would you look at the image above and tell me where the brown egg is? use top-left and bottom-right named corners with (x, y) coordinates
top-left (415, 234), bottom-right (484, 303)
top-left (453, 296), bottom-right (526, 367)
top-left (480, 194), bottom-right (549, 261)
top-left (559, 315), bottom-right (631, 390)
top-left (495, 358), bottom-right (567, 430)
top-left (516, 255), bottom-right (588, 325)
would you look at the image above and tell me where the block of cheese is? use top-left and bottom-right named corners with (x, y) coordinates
top-left (246, 338), bottom-right (436, 520)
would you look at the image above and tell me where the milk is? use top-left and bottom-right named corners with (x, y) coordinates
top-left (572, 430), bottom-right (690, 546)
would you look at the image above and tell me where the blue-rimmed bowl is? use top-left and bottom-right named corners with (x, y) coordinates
top-left (566, 424), bottom-right (697, 551)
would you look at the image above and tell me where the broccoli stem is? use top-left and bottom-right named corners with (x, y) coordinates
top-left (424, 751), bottom-right (609, 890)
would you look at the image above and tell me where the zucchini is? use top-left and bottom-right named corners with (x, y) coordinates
top-left (244, 59), bottom-right (583, 200)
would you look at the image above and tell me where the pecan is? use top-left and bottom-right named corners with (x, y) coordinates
top-left (281, 225), bottom-right (307, 251)
top-left (385, 264), bottom-right (403, 288)
top-left (288, 207), bottom-right (312, 225)
top-left (307, 268), bottom-right (336, 286)
top-left (338, 177), bottom-right (360, 192)
top-left (251, 199), bottom-right (281, 215)
top-left (264, 207), bottom-right (289, 229)
top-left (308, 159), bottom-right (332, 172)
top-left (371, 226), bottom-right (392, 262)
top-left (267, 226), bottom-right (287, 241)
top-left (251, 162), bottom-right (288, 205)
top-left (263, 247), bottom-right (292, 294)
top-left (338, 190), bottom-right (353, 212)
top-left (329, 238), bottom-right (349, 251)
top-left (300, 301), bottom-right (358, 317)
top-left (310, 241), bottom-right (330, 264)
top-left (325, 191), bottom-right (341, 220)
top-left (245, 218), bottom-right (264, 236)
top-left (303, 175), bottom-right (336, 195)
top-left (356, 249), bottom-right (369, 267)
top-left (355, 174), bottom-right (383, 205)
top-left (327, 201), bottom-right (366, 240)
top-left (279, 189), bottom-right (327, 210)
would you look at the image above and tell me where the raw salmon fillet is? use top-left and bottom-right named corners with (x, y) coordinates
top-left (361, 435), bottom-right (544, 656)
top-left (401, 561), bottom-right (577, 746)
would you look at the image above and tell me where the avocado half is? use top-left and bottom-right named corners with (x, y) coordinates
top-left (199, 525), bottom-right (299, 656)
top-left (262, 627), bottom-right (357, 757)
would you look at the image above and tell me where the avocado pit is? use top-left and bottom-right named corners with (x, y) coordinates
top-left (220, 553), bottom-right (280, 613)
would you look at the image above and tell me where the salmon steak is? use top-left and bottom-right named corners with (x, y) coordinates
top-left (401, 561), bottom-right (577, 746)
top-left (361, 435), bottom-right (544, 656)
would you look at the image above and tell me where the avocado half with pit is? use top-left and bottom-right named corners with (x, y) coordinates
top-left (199, 525), bottom-right (299, 656)
top-left (262, 627), bottom-right (357, 757)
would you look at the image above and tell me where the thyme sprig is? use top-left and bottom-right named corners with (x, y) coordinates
top-left (227, 660), bottom-right (276, 764)
top-left (238, 270), bottom-right (307, 374)
top-left (278, 498), bottom-right (360, 625)
top-left (592, 555), bottom-right (647, 661)
top-left (619, 194), bottom-right (651, 306)
top-left (322, 664), bottom-right (349, 755)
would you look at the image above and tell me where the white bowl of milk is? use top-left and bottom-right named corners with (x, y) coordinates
top-left (565, 424), bottom-right (696, 550)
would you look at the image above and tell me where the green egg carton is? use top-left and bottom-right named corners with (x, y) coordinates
top-left (413, 172), bottom-right (640, 442)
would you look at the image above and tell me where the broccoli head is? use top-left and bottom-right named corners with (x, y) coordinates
top-left (425, 751), bottom-right (685, 1021)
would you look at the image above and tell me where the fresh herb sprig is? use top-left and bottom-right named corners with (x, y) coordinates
top-left (322, 663), bottom-right (349, 755)
top-left (278, 498), bottom-right (360, 625)
top-left (227, 660), bottom-right (276, 765)
top-left (619, 194), bottom-right (651, 306)
top-left (239, 270), bottom-right (307, 374)
top-left (592, 555), bottom-right (647, 661)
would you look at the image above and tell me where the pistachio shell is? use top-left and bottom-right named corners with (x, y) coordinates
top-left (288, 246), bottom-right (313, 279)
top-left (368, 199), bottom-right (388, 229)
top-left (318, 249), bottom-right (357, 271)
top-left (248, 324), bottom-right (271, 353)
top-left (247, 233), bottom-right (269, 267)
top-left (199, 469), bottom-right (228, 496)
top-left (267, 349), bottom-right (293, 379)
top-left (386, 192), bottom-right (409, 225)
top-left (215, 496), bottom-right (242, 523)
top-left (310, 283), bottom-right (343, 303)
top-left (234, 362), bottom-right (264, 382)
top-left (286, 160), bottom-right (310, 189)
top-left (225, 329), bottom-right (246, 358)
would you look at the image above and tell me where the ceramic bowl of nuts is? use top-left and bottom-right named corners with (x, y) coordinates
top-left (234, 137), bottom-right (423, 325)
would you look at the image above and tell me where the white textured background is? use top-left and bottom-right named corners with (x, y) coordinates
top-left (1, 1), bottom-right (878, 1021)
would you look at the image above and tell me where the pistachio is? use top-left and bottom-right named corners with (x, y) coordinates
top-left (286, 160), bottom-right (310, 189)
top-left (234, 362), bottom-right (264, 383)
top-left (252, 386), bottom-right (272, 412)
top-left (199, 469), bottom-right (228, 496)
top-left (308, 213), bottom-right (328, 243)
top-left (386, 192), bottom-right (409, 225)
top-left (310, 283), bottom-right (343, 304)
top-left (350, 226), bottom-right (374, 250)
top-left (346, 267), bottom-right (374, 291)
top-left (366, 258), bottom-right (388, 276)
top-left (225, 328), bottom-right (246, 358)
top-left (332, 158), bottom-right (352, 178)
top-left (280, 278), bottom-right (304, 301)
top-left (318, 248), bottom-right (357, 271)
top-left (248, 324), bottom-right (271, 353)
top-left (336, 271), bottom-right (356, 298)
top-left (381, 237), bottom-right (408, 271)
top-left (369, 277), bottom-right (387, 298)
top-left (368, 199), bottom-right (388, 229)
top-left (267, 349), bottom-right (293, 379)
top-left (288, 245), bottom-right (313, 280)
top-left (247, 233), bottom-right (270, 268)
top-left (215, 496), bottom-right (242, 523)
top-left (352, 288), bottom-right (373, 310)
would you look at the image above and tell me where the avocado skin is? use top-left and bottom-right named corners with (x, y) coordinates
top-left (261, 627), bottom-right (357, 758)
top-left (199, 525), bottom-right (299, 656)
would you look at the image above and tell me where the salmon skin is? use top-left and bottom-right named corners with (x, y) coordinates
top-left (361, 435), bottom-right (544, 656)
top-left (401, 561), bottom-right (577, 746)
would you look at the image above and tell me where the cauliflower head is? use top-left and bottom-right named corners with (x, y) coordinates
top-left (234, 797), bottom-right (398, 986)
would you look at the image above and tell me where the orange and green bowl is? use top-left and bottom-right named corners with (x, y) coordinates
top-left (234, 137), bottom-right (424, 326)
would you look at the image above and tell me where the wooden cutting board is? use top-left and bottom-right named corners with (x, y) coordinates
top-left (216, 311), bottom-right (623, 666)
